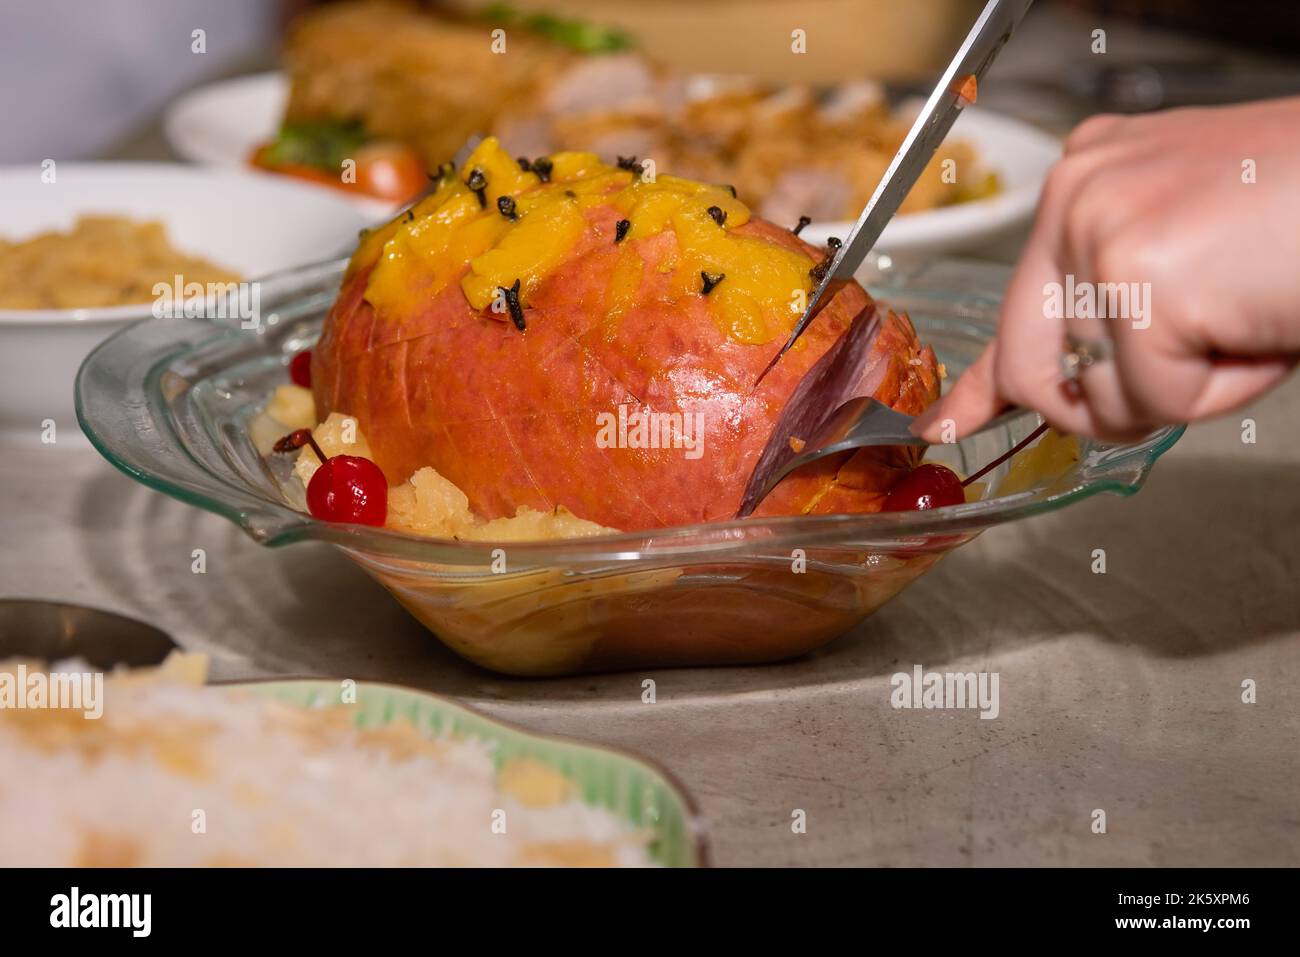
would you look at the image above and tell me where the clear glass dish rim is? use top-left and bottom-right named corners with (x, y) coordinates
top-left (76, 257), bottom-right (1184, 567)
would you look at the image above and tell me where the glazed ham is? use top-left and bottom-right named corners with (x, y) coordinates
top-left (312, 140), bottom-right (940, 531)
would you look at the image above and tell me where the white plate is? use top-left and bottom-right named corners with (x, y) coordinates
top-left (800, 106), bottom-right (1061, 257)
top-left (164, 72), bottom-right (288, 170)
top-left (164, 73), bottom-right (397, 220)
top-left (0, 162), bottom-right (370, 444)
top-left (164, 72), bottom-right (1061, 258)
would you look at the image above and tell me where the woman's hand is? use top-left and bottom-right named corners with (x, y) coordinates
top-left (915, 96), bottom-right (1300, 443)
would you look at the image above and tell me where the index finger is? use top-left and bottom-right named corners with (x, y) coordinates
top-left (912, 341), bottom-right (1001, 443)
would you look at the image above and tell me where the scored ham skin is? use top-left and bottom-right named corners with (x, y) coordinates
top-left (312, 209), bottom-right (940, 532)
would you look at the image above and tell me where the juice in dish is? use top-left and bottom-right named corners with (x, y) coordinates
top-left (253, 384), bottom-right (952, 676)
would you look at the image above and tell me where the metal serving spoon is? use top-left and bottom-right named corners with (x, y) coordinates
top-left (0, 599), bottom-right (177, 668)
top-left (736, 398), bottom-right (1029, 517)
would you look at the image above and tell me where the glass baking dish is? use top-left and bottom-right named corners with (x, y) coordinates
top-left (76, 257), bottom-right (1182, 675)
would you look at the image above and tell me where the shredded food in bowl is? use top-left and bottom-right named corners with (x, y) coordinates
top-left (0, 654), bottom-right (656, 866)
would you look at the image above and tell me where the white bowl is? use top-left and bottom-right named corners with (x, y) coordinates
top-left (0, 162), bottom-right (370, 445)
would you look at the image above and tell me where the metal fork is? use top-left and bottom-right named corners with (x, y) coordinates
top-left (736, 398), bottom-right (1029, 517)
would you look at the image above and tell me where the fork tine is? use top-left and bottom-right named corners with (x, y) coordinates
top-left (737, 396), bottom-right (1033, 517)
top-left (735, 307), bottom-right (884, 518)
top-left (738, 399), bottom-right (921, 514)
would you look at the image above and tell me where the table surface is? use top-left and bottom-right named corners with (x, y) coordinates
top-left (7, 4), bottom-right (1299, 867)
top-left (5, 375), bottom-right (1297, 866)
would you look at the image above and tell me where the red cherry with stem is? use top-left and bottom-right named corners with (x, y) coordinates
top-left (289, 350), bottom-right (312, 388)
top-left (883, 463), bottom-right (966, 511)
top-left (307, 455), bottom-right (388, 525)
top-left (883, 421), bottom-right (1052, 513)
top-left (272, 429), bottom-right (388, 526)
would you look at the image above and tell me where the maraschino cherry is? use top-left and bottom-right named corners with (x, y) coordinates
top-left (884, 422), bottom-right (1051, 512)
top-left (273, 428), bottom-right (387, 526)
top-left (288, 350), bottom-right (312, 388)
top-left (883, 463), bottom-right (965, 511)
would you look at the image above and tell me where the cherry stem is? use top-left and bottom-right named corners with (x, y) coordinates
top-left (303, 433), bottom-right (329, 464)
top-left (273, 428), bottom-right (330, 464)
top-left (960, 422), bottom-right (1050, 488)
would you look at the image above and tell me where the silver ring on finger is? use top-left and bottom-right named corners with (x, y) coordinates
top-left (1059, 334), bottom-right (1115, 382)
